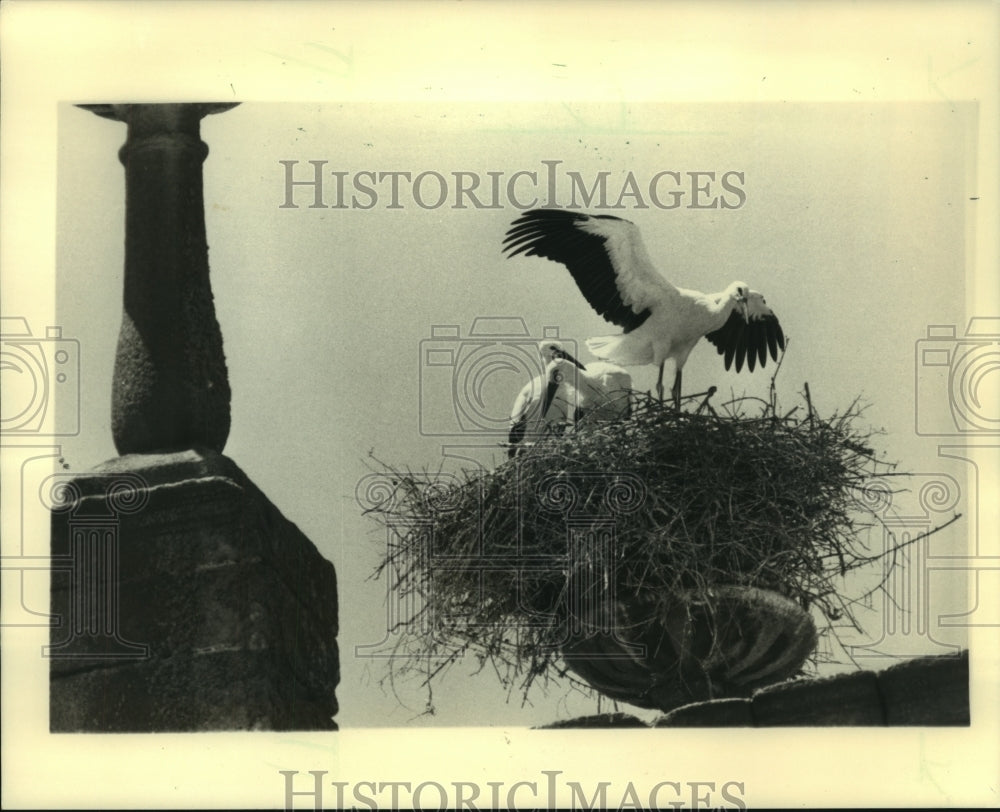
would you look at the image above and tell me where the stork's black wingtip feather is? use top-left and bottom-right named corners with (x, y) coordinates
top-left (499, 209), bottom-right (650, 333)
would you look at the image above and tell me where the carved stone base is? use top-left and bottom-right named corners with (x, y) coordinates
top-left (541, 652), bottom-right (969, 727)
top-left (561, 585), bottom-right (817, 712)
top-left (49, 448), bottom-right (338, 731)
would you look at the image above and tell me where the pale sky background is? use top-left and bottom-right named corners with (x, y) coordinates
top-left (3, 3), bottom-right (998, 808)
top-left (56, 100), bottom-right (973, 728)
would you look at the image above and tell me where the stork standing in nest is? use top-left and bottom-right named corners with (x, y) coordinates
top-left (508, 340), bottom-right (632, 457)
top-left (503, 210), bottom-right (785, 409)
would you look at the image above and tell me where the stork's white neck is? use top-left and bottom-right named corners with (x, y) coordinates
top-left (676, 286), bottom-right (740, 325)
top-left (711, 294), bottom-right (741, 330)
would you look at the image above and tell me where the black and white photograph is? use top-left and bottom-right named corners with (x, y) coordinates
top-left (2, 2), bottom-right (998, 809)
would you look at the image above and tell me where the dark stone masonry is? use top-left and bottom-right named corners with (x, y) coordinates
top-left (49, 449), bottom-right (339, 732)
top-left (537, 650), bottom-right (969, 728)
top-left (51, 104), bottom-right (340, 732)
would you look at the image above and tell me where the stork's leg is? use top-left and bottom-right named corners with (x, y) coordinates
top-left (656, 361), bottom-right (666, 403)
top-left (671, 368), bottom-right (682, 411)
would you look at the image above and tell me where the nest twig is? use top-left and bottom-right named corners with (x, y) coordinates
top-left (362, 384), bottom-right (958, 709)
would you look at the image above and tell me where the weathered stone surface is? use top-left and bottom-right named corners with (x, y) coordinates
top-left (79, 103), bottom-right (236, 454)
top-left (877, 650), bottom-right (969, 725)
top-left (50, 449), bottom-right (338, 731)
top-left (560, 631), bottom-right (691, 711)
top-left (654, 697), bottom-right (754, 727)
top-left (752, 670), bottom-right (884, 726)
top-left (559, 585), bottom-right (816, 713)
top-left (51, 650), bottom-right (333, 732)
top-left (51, 452), bottom-right (339, 626)
top-left (537, 712), bottom-right (650, 729)
top-left (634, 652), bottom-right (969, 727)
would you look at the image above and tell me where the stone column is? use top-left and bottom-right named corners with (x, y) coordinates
top-left (81, 103), bottom-right (234, 455)
top-left (51, 104), bottom-right (339, 731)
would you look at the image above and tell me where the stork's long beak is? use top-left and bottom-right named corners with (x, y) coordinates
top-left (556, 348), bottom-right (586, 370)
top-left (541, 378), bottom-right (560, 417)
top-left (737, 294), bottom-right (750, 322)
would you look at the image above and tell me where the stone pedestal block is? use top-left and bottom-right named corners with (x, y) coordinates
top-left (654, 697), bottom-right (755, 727)
top-left (751, 670), bottom-right (884, 726)
top-left (538, 712), bottom-right (650, 729)
top-left (49, 448), bottom-right (338, 732)
top-left (560, 585), bottom-right (817, 713)
top-left (878, 650), bottom-right (969, 725)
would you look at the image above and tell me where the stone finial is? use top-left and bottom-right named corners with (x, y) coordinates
top-left (80, 103), bottom-right (238, 454)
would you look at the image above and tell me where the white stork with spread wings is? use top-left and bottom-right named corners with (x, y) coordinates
top-left (503, 209), bottom-right (785, 409)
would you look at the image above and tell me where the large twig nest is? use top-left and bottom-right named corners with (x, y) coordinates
top-left (364, 388), bottom-right (948, 711)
